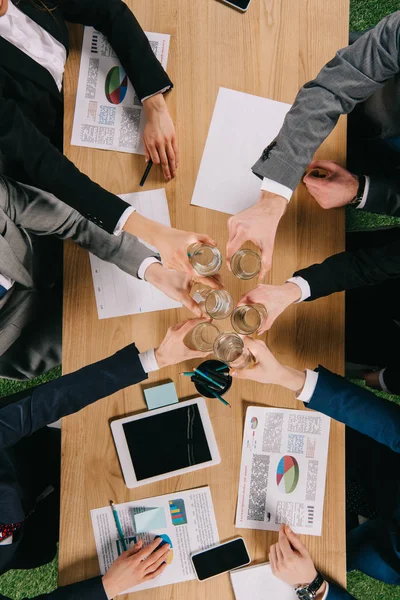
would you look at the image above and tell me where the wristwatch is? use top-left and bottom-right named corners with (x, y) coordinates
top-left (295, 571), bottom-right (325, 599)
top-left (348, 174), bottom-right (366, 207)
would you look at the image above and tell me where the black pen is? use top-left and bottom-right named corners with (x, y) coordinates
top-left (139, 160), bottom-right (153, 187)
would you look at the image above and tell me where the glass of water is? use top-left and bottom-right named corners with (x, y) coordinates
top-left (188, 243), bottom-right (222, 276)
top-left (230, 249), bottom-right (261, 280)
top-left (231, 304), bottom-right (268, 334)
top-left (193, 286), bottom-right (234, 320)
top-left (185, 322), bottom-right (221, 352)
top-left (213, 332), bottom-right (254, 370)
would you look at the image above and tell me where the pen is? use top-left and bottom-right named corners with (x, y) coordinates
top-left (139, 160), bottom-right (153, 187)
top-left (215, 364), bottom-right (229, 372)
top-left (209, 389), bottom-right (231, 408)
top-left (110, 500), bottom-right (127, 552)
top-left (192, 368), bottom-right (225, 389)
top-left (190, 375), bottom-right (223, 391)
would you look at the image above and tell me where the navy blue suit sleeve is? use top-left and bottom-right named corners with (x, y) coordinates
top-left (307, 366), bottom-right (400, 454)
top-left (0, 576), bottom-right (107, 600)
top-left (326, 582), bottom-right (356, 599)
top-left (0, 344), bottom-right (147, 450)
top-left (58, 0), bottom-right (173, 101)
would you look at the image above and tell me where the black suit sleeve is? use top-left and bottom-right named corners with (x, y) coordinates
top-left (0, 577), bottom-right (107, 600)
top-left (58, 0), bottom-right (173, 101)
top-left (0, 98), bottom-right (130, 234)
top-left (382, 366), bottom-right (400, 395)
top-left (0, 343), bottom-right (147, 450)
top-left (293, 239), bottom-right (400, 300)
top-left (363, 175), bottom-right (400, 217)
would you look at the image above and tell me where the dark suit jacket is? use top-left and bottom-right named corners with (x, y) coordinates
top-left (0, 0), bottom-right (173, 234)
top-left (0, 342), bottom-right (148, 599)
top-left (307, 367), bottom-right (400, 599)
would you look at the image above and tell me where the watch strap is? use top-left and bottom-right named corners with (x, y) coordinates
top-left (295, 571), bottom-right (325, 599)
top-left (348, 175), bottom-right (366, 206)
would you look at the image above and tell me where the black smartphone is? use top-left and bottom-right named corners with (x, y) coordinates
top-left (191, 538), bottom-right (251, 581)
top-left (219, 0), bottom-right (252, 12)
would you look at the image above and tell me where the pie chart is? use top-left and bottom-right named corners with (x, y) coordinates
top-left (276, 456), bottom-right (299, 494)
top-left (105, 66), bottom-right (128, 104)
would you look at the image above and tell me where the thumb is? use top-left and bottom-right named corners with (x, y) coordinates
top-left (230, 369), bottom-right (248, 380)
top-left (285, 526), bottom-right (307, 554)
top-left (308, 159), bottom-right (338, 172)
top-left (258, 247), bottom-right (272, 281)
top-left (197, 233), bottom-right (217, 246)
top-left (226, 230), bottom-right (246, 268)
top-left (183, 295), bottom-right (203, 317)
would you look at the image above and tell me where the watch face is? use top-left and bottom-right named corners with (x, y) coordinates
top-left (296, 589), bottom-right (312, 600)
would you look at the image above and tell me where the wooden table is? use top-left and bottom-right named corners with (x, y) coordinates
top-left (60, 0), bottom-right (349, 596)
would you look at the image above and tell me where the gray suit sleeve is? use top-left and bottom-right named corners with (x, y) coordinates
top-left (252, 11), bottom-right (400, 190)
top-left (1, 177), bottom-right (157, 279)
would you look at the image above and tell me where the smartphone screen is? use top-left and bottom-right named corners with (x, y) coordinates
top-left (222, 0), bottom-right (252, 11)
top-left (192, 538), bottom-right (250, 581)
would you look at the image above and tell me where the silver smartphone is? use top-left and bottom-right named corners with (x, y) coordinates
top-left (191, 537), bottom-right (251, 581)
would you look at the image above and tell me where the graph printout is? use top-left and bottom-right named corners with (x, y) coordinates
top-left (236, 407), bottom-right (330, 536)
top-left (71, 27), bottom-right (170, 154)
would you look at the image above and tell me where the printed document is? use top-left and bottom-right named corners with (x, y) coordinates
top-left (236, 407), bottom-right (330, 536)
top-left (71, 27), bottom-right (170, 154)
top-left (89, 189), bottom-right (181, 319)
top-left (191, 87), bottom-right (291, 215)
top-left (91, 487), bottom-right (219, 594)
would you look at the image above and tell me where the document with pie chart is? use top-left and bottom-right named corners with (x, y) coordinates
top-left (91, 487), bottom-right (219, 593)
top-left (71, 26), bottom-right (170, 154)
top-left (235, 407), bottom-right (330, 536)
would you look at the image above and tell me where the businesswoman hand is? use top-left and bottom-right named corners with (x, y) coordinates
top-left (226, 191), bottom-right (287, 280)
top-left (154, 317), bottom-right (214, 368)
top-left (237, 282), bottom-right (302, 333)
top-left (303, 160), bottom-right (359, 209)
top-left (102, 537), bottom-right (171, 599)
top-left (142, 93), bottom-right (178, 180)
top-left (123, 211), bottom-right (217, 275)
top-left (144, 262), bottom-right (223, 316)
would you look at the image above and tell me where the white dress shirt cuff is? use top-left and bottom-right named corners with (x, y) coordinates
top-left (356, 175), bottom-right (370, 210)
top-left (141, 86), bottom-right (172, 102)
top-left (0, 536), bottom-right (13, 545)
top-left (296, 369), bottom-right (319, 402)
top-left (379, 368), bottom-right (390, 393)
top-left (139, 348), bottom-right (160, 373)
top-left (321, 581), bottom-right (329, 600)
top-left (113, 206), bottom-right (136, 236)
top-left (260, 177), bottom-right (293, 202)
top-left (286, 276), bottom-right (311, 302)
top-left (0, 273), bottom-right (14, 291)
top-left (139, 257), bottom-right (161, 281)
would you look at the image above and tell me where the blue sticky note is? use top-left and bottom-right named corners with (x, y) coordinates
top-left (133, 508), bottom-right (167, 533)
top-left (144, 382), bottom-right (178, 410)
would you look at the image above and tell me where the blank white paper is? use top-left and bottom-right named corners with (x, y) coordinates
top-left (89, 189), bottom-right (181, 319)
top-left (191, 87), bottom-right (291, 215)
top-left (230, 563), bottom-right (297, 600)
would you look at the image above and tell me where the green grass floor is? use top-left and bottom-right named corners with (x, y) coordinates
top-left (2, 1), bottom-right (400, 598)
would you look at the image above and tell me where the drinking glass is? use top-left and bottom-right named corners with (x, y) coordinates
top-left (231, 304), bottom-right (268, 334)
top-left (185, 322), bottom-right (220, 352)
top-left (188, 243), bottom-right (222, 276)
top-left (230, 249), bottom-right (261, 280)
top-left (193, 286), bottom-right (234, 320)
top-left (213, 332), bottom-right (254, 369)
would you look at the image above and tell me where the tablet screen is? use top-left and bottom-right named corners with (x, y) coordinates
top-left (122, 404), bottom-right (212, 481)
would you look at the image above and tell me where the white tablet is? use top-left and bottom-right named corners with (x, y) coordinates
top-left (111, 397), bottom-right (221, 488)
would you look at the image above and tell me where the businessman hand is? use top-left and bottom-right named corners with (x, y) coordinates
top-left (230, 338), bottom-right (306, 393)
top-left (145, 262), bottom-right (223, 316)
top-left (142, 93), bottom-right (178, 180)
top-left (362, 370), bottom-right (383, 390)
top-left (102, 537), bottom-right (170, 599)
top-left (155, 317), bottom-right (213, 368)
top-left (270, 525), bottom-right (326, 597)
top-left (123, 212), bottom-right (217, 275)
top-left (226, 191), bottom-right (287, 280)
top-left (237, 283), bottom-right (302, 333)
top-left (303, 160), bottom-right (359, 209)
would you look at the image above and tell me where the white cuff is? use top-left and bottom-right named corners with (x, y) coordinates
top-left (321, 581), bottom-right (329, 600)
top-left (296, 369), bottom-right (319, 402)
top-left (139, 348), bottom-right (160, 373)
top-left (0, 273), bottom-right (14, 290)
top-left (113, 206), bottom-right (136, 236)
top-left (139, 257), bottom-right (161, 281)
top-left (356, 175), bottom-right (370, 210)
top-left (286, 276), bottom-right (311, 302)
top-left (141, 86), bottom-right (172, 102)
top-left (379, 368), bottom-right (390, 393)
top-left (0, 535), bottom-right (13, 545)
top-left (260, 177), bottom-right (293, 202)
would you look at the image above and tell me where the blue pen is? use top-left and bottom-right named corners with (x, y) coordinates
top-left (193, 368), bottom-right (225, 389)
top-left (209, 388), bottom-right (231, 408)
top-left (215, 364), bottom-right (229, 372)
top-left (110, 500), bottom-right (127, 552)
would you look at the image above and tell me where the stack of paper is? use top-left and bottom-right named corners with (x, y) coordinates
top-left (231, 563), bottom-right (297, 600)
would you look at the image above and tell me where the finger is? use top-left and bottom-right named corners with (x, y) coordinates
top-left (144, 561), bottom-right (168, 581)
top-left (279, 524), bottom-right (294, 559)
top-left (258, 247), bottom-right (272, 281)
top-left (172, 135), bottom-right (179, 168)
top-left (126, 538), bottom-right (143, 556)
top-left (182, 294), bottom-right (203, 317)
top-left (145, 553), bottom-right (170, 573)
top-left (275, 540), bottom-right (284, 565)
top-left (196, 233), bottom-right (217, 246)
top-left (136, 537), bottom-right (163, 560)
top-left (148, 144), bottom-right (161, 167)
top-left (143, 141), bottom-right (151, 164)
top-left (241, 336), bottom-right (265, 355)
top-left (196, 274), bottom-right (224, 290)
top-left (226, 230), bottom-right (247, 266)
top-left (269, 544), bottom-right (278, 574)
top-left (308, 159), bottom-right (339, 171)
top-left (166, 141), bottom-right (176, 178)
top-left (285, 525), bottom-right (308, 555)
top-left (157, 143), bottom-right (171, 180)
top-left (143, 542), bottom-right (171, 567)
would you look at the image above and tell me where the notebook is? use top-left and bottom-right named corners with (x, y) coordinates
top-left (230, 562), bottom-right (297, 600)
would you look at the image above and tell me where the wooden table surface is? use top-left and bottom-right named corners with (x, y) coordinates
top-left (60, 0), bottom-right (349, 596)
